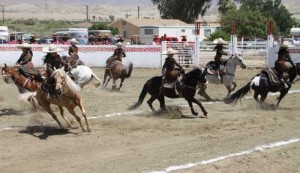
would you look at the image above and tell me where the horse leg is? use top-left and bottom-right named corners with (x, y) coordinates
top-left (66, 107), bottom-right (87, 132)
top-left (158, 96), bottom-right (167, 111)
top-left (187, 97), bottom-right (208, 117)
top-left (197, 83), bottom-right (212, 101)
top-left (57, 106), bottom-right (75, 129)
top-left (231, 81), bottom-right (237, 91)
top-left (276, 89), bottom-right (289, 108)
top-left (43, 104), bottom-right (64, 129)
top-left (118, 77), bottom-right (125, 91)
top-left (77, 99), bottom-right (90, 132)
top-left (112, 78), bottom-right (117, 90)
top-left (147, 96), bottom-right (157, 113)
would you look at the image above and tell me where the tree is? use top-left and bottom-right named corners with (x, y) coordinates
top-left (151, 0), bottom-right (211, 23)
top-left (219, 9), bottom-right (276, 39)
top-left (218, 0), bottom-right (237, 14)
top-left (89, 23), bottom-right (119, 35)
top-left (240, 0), bottom-right (296, 35)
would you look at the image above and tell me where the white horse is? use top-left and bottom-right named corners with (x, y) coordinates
top-left (69, 65), bottom-right (102, 88)
top-left (198, 54), bottom-right (247, 100)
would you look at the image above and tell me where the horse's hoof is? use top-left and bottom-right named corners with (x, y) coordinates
top-left (192, 111), bottom-right (198, 116)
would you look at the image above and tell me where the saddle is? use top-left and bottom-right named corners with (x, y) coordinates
top-left (205, 61), bottom-right (226, 75)
top-left (261, 68), bottom-right (283, 86)
top-left (18, 66), bottom-right (44, 82)
top-left (162, 68), bottom-right (184, 97)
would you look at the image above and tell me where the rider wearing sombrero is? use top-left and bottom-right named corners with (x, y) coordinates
top-left (106, 42), bottom-right (126, 68)
top-left (274, 41), bottom-right (295, 88)
top-left (15, 43), bottom-right (43, 82)
top-left (42, 44), bottom-right (66, 98)
top-left (213, 38), bottom-right (228, 80)
top-left (67, 38), bottom-right (84, 68)
top-left (162, 48), bottom-right (184, 97)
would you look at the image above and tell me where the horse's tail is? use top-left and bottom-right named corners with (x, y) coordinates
top-left (128, 83), bottom-right (148, 110)
top-left (91, 73), bottom-right (103, 88)
top-left (18, 92), bottom-right (38, 109)
top-left (125, 63), bottom-right (133, 78)
top-left (223, 82), bottom-right (251, 106)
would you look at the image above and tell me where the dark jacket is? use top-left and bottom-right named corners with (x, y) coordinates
top-left (44, 54), bottom-right (65, 77)
top-left (16, 50), bottom-right (34, 69)
top-left (213, 44), bottom-right (227, 64)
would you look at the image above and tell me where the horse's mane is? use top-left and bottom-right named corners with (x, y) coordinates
top-left (51, 68), bottom-right (82, 93)
top-left (183, 67), bottom-right (202, 82)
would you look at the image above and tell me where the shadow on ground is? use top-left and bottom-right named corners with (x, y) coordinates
top-left (19, 126), bottom-right (77, 140)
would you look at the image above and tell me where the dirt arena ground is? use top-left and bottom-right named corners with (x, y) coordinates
top-left (1, 53), bottom-right (300, 173)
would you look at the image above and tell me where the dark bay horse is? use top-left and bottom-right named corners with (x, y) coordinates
top-left (129, 68), bottom-right (208, 117)
top-left (20, 68), bottom-right (90, 132)
top-left (1, 63), bottom-right (43, 93)
top-left (103, 61), bottom-right (133, 91)
top-left (224, 63), bottom-right (300, 109)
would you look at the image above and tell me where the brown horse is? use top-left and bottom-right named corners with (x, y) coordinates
top-left (20, 68), bottom-right (90, 132)
top-left (1, 63), bottom-right (43, 93)
top-left (103, 61), bottom-right (133, 91)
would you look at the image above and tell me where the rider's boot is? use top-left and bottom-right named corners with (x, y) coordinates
top-left (281, 79), bottom-right (289, 89)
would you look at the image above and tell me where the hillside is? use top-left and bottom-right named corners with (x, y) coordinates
top-left (1, 0), bottom-right (299, 21)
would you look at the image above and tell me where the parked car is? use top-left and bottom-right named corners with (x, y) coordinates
top-left (39, 38), bottom-right (53, 44)
top-left (291, 38), bottom-right (300, 45)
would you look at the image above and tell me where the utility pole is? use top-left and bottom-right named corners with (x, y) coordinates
top-left (86, 5), bottom-right (89, 22)
top-left (138, 6), bottom-right (140, 19)
top-left (1, 5), bottom-right (4, 25)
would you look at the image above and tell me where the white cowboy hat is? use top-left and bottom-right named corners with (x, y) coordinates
top-left (116, 42), bottom-right (123, 47)
top-left (17, 43), bottom-right (32, 49)
top-left (213, 38), bottom-right (227, 44)
top-left (162, 48), bottom-right (178, 55)
top-left (281, 41), bottom-right (293, 48)
top-left (42, 44), bottom-right (64, 53)
top-left (68, 38), bottom-right (79, 44)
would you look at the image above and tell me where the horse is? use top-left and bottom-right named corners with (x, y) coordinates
top-left (103, 61), bottom-right (133, 91)
top-left (223, 63), bottom-right (300, 109)
top-left (128, 68), bottom-right (208, 117)
top-left (1, 63), bottom-right (43, 93)
top-left (198, 54), bottom-right (247, 100)
top-left (69, 65), bottom-right (102, 88)
top-left (20, 68), bottom-right (91, 132)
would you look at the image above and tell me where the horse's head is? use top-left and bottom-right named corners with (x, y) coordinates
top-left (52, 68), bottom-right (66, 95)
top-left (2, 63), bottom-right (13, 84)
top-left (187, 67), bottom-right (206, 84)
top-left (229, 54), bottom-right (246, 69)
top-left (51, 67), bottom-right (81, 95)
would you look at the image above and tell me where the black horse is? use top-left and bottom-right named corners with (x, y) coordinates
top-left (128, 68), bottom-right (208, 117)
top-left (224, 63), bottom-right (300, 108)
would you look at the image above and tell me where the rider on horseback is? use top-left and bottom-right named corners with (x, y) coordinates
top-left (67, 38), bottom-right (84, 68)
top-left (162, 48), bottom-right (185, 97)
top-left (105, 42), bottom-right (126, 68)
top-left (42, 44), bottom-right (66, 99)
top-left (274, 41), bottom-right (295, 88)
top-left (16, 43), bottom-right (44, 82)
top-left (213, 38), bottom-right (228, 80)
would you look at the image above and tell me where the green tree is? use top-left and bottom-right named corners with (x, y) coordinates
top-left (218, 0), bottom-right (237, 14)
top-left (89, 23), bottom-right (119, 35)
top-left (151, 0), bottom-right (211, 23)
top-left (240, 0), bottom-right (296, 35)
top-left (220, 9), bottom-right (277, 38)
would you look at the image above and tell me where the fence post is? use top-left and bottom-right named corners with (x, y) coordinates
top-left (195, 22), bottom-right (201, 65)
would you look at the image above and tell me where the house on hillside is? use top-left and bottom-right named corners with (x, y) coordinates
top-left (109, 18), bottom-right (220, 44)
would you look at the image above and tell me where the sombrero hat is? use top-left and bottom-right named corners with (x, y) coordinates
top-left (281, 41), bottom-right (293, 48)
top-left (68, 38), bottom-right (79, 44)
top-left (116, 42), bottom-right (123, 47)
top-left (17, 43), bottom-right (32, 49)
top-left (213, 38), bottom-right (227, 44)
top-left (42, 44), bottom-right (64, 53)
top-left (162, 48), bottom-right (178, 55)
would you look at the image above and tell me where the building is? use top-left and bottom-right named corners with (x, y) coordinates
top-left (109, 18), bottom-right (220, 44)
